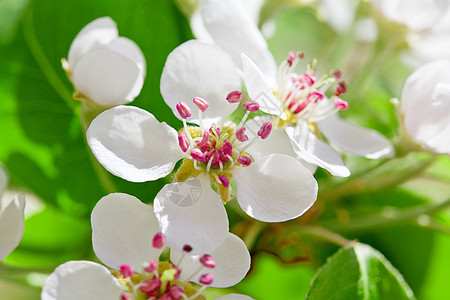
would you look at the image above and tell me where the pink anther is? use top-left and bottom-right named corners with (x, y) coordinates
top-left (176, 101), bottom-right (192, 119)
top-left (226, 91), bottom-right (243, 103)
top-left (257, 122), bottom-right (272, 139)
top-left (334, 98), bottom-right (349, 110)
top-left (152, 232), bottom-right (166, 249)
top-left (243, 101), bottom-right (260, 112)
top-left (199, 273), bottom-right (214, 285)
top-left (119, 264), bottom-right (134, 278)
top-left (236, 127), bottom-right (249, 142)
top-left (218, 175), bottom-right (230, 188)
top-left (193, 97), bottom-right (209, 112)
top-left (200, 254), bottom-right (217, 268)
top-left (178, 133), bottom-right (189, 152)
top-left (237, 155), bottom-right (251, 166)
top-left (191, 148), bottom-right (206, 162)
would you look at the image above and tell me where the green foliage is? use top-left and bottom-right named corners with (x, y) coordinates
top-left (306, 243), bottom-right (415, 300)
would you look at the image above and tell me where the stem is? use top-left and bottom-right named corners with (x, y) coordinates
top-left (242, 220), bottom-right (266, 251)
top-left (22, 6), bottom-right (76, 111)
top-left (319, 154), bottom-right (437, 202)
top-left (290, 225), bottom-right (354, 247)
top-left (323, 198), bottom-right (450, 232)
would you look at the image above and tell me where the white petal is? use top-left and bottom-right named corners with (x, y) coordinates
top-left (67, 17), bottom-right (118, 70)
top-left (73, 49), bottom-right (142, 106)
top-left (233, 154), bottom-right (318, 222)
top-left (0, 194), bottom-right (25, 261)
top-left (320, 0), bottom-right (356, 33)
top-left (215, 295), bottom-right (254, 300)
top-left (87, 106), bottom-right (184, 182)
top-left (153, 175), bottom-right (229, 254)
top-left (285, 123), bottom-right (350, 177)
top-left (107, 36), bottom-right (146, 86)
top-left (317, 115), bottom-right (394, 159)
top-left (199, 0), bottom-right (277, 83)
top-left (0, 164), bottom-right (8, 201)
top-left (41, 261), bottom-right (122, 300)
top-left (400, 59), bottom-right (450, 154)
top-left (92, 193), bottom-right (162, 270)
top-left (160, 40), bottom-right (241, 125)
top-left (242, 54), bottom-right (287, 120)
top-left (190, 10), bottom-right (215, 43)
top-left (171, 233), bottom-right (250, 288)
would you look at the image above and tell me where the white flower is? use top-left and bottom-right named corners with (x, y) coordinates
top-left (62, 17), bottom-right (146, 107)
top-left (370, 0), bottom-right (449, 31)
top-left (192, 0), bottom-right (393, 177)
top-left (41, 193), bottom-right (252, 300)
top-left (0, 165), bottom-right (26, 261)
top-left (87, 39), bottom-right (318, 252)
top-left (399, 59), bottom-right (450, 154)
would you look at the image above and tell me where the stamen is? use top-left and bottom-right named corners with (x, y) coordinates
top-left (199, 273), bottom-right (214, 285)
top-left (199, 254), bottom-right (216, 268)
top-left (140, 276), bottom-right (161, 296)
top-left (196, 131), bottom-right (210, 148)
top-left (183, 244), bottom-right (193, 252)
top-left (121, 292), bottom-right (131, 300)
top-left (119, 264), bottom-right (134, 278)
top-left (287, 50), bottom-right (296, 67)
top-left (225, 154), bottom-right (235, 168)
top-left (178, 133), bottom-right (189, 152)
top-left (176, 101), bottom-right (192, 119)
top-left (152, 232), bottom-right (166, 249)
top-left (236, 127), bottom-right (248, 142)
top-left (193, 159), bottom-right (202, 171)
top-left (257, 122), bottom-right (273, 139)
top-left (226, 90), bottom-right (243, 103)
top-left (237, 156), bottom-right (251, 166)
top-left (169, 285), bottom-right (185, 300)
top-left (334, 82), bottom-right (347, 96)
top-left (193, 97), bottom-right (209, 112)
top-left (144, 259), bottom-right (158, 273)
top-left (191, 148), bottom-right (206, 162)
top-left (334, 98), bottom-right (349, 110)
top-left (218, 175), bottom-right (230, 188)
top-left (332, 70), bottom-right (342, 80)
top-left (243, 101), bottom-right (260, 112)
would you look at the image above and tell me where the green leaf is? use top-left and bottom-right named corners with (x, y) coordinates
top-left (306, 243), bottom-right (415, 300)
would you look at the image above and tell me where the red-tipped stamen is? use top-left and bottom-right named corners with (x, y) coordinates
top-left (196, 131), bottom-right (210, 148)
top-left (226, 91), bottom-right (243, 103)
top-left (119, 264), bottom-right (134, 278)
top-left (334, 98), bottom-right (349, 110)
top-left (176, 101), bottom-right (192, 119)
top-left (243, 101), bottom-right (260, 112)
top-left (218, 175), bottom-right (230, 188)
top-left (237, 156), bottom-right (251, 166)
top-left (191, 148), bottom-right (206, 162)
top-left (152, 232), bottom-right (166, 249)
top-left (193, 97), bottom-right (209, 112)
top-left (287, 50), bottom-right (296, 67)
top-left (199, 254), bottom-right (216, 268)
top-left (199, 273), bottom-right (214, 285)
top-left (257, 122), bottom-right (272, 139)
top-left (332, 70), bottom-right (342, 80)
top-left (178, 133), bottom-right (189, 152)
top-left (183, 244), bottom-right (193, 252)
top-left (334, 82), bottom-right (347, 96)
top-left (121, 292), bottom-right (131, 300)
top-left (236, 127), bottom-right (248, 142)
top-left (144, 259), bottom-right (158, 273)
top-left (169, 285), bottom-right (185, 300)
top-left (140, 276), bottom-right (161, 296)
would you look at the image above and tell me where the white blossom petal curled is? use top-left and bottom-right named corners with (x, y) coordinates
top-left (41, 261), bottom-right (122, 300)
top-left (199, 0), bottom-right (277, 83)
top-left (171, 233), bottom-right (250, 288)
top-left (317, 115), bottom-right (394, 159)
top-left (0, 194), bottom-right (25, 261)
top-left (285, 123), bottom-right (350, 177)
top-left (73, 49), bottom-right (142, 107)
top-left (87, 106), bottom-right (184, 182)
top-left (233, 154), bottom-right (318, 222)
top-left (371, 0), bottom-right (449, 31)
top-left (0, 164), bottom-right (8, 199)
top-left (153, 176), bottom-right (229, 254)
top-left (67, 17), bottom-right (118, 71)
top-left (160, 40), bottom-right (241, 125)
top-left (400, 59), bottom-right (450, 154)
top-left (242, 54), bottom-right (287, 120)
top-left (66, 17), bottom-right (145, 106)
top-left (92, 193), bottom-right (162, 270)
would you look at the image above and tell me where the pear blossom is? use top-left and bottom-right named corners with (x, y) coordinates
top-left (370, 0), bottom-right (449, 31)
top-left (191, 0), bottom-right (393, 177)
top-left (399, 59), bottom-right (450, 154)
top-left (62, 17), bottom-right (146, 107)
top-left (0, 165), bottom-right (26, 261)
top-left (41, 193), bottom-right (252, 300)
